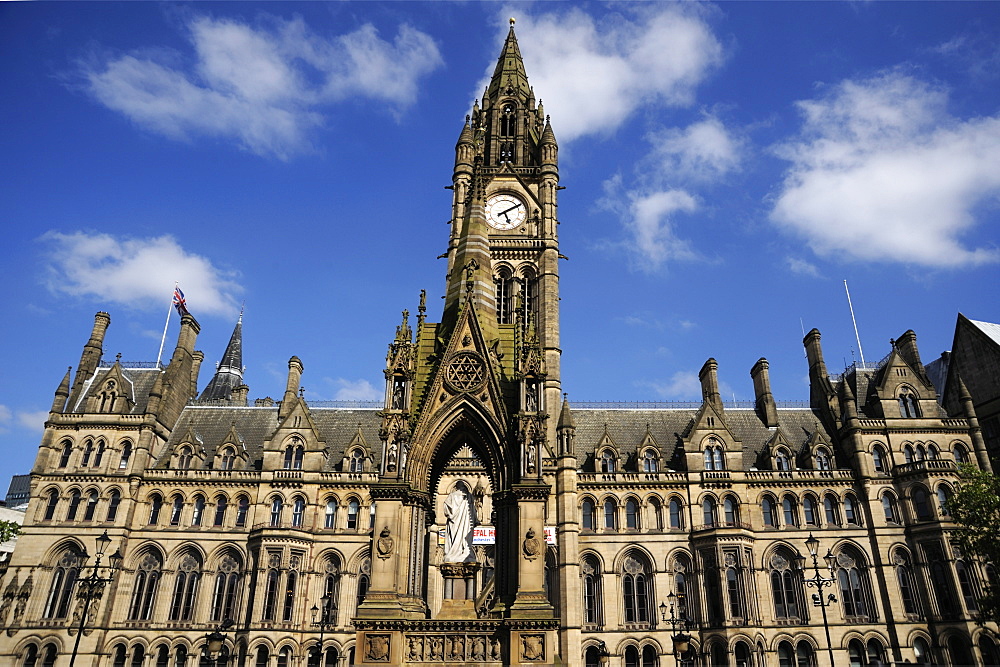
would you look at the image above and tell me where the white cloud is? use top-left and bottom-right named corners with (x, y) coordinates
top-left (646, 116), bottom-right (743, 182)
top-left (786, 256), bottom-right (821, 278)
top-left (0, 405), bottom-right (10, 428)
top-left (486, 6), bottom-right (723, 141)
top-left (41, 231), bottom-right (241, 316)
top-left (600, 176), bottom-right (700, 272)
top-left (771, 71), bottom-right (1000, 268)
top-left (644, 371), bottom-right (701, 400)
top-left (332, 378), bottom-right (381, 401)
top-left (17, 411), bottom-right (49, 432)
top-left (83, 16), bottom-right (442, 159)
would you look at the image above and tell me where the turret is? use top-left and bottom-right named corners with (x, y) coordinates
top-left (958, 375), bottom-right (993, 472)
top-left (750, 358), bottom-right (779, 427)
top-left (51, 367), bottom-right (71, 413)
top-left (279, 356), bottom-right (304, 420)
top-left (540, 116), bottom-right (558, 170)
top-left (70, 312), bottom-right (110, 405)
top-left (200, 313), bottom-right (246, 402)
top-left (699, 358), bottom-right (724, 414)
top-left (557, 395), bottom-right (576, 456)
top-left (455, 117), bottom-right (475, 179)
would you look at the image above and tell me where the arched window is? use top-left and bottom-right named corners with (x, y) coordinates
top-left (58, 440), bottom-right (72, 468)
top-left (824, 494), bottom-right (840, 525)
top-left (43, 489), bottom-right (59, 521)
top-left (494, 267), bottom-right (514, 325)
top-left (255, 647), bottom-right (270, 667)
top-left (904, 444), bottom-right (914, 463)
top-left (643, 450), bottom-right (658, 472)
top-left (835, 550), bottom-right (871, 620)
top-left (604, 499), bottom-right (617, 530)
top-left (81, 440), bottom-right (93, 467)
top-left (866, 639), bottom-right (885, 667)
top-left (169, 494), bottom-right (184, 526)
top-left (356, 558), bottom-right (371, 613)
top-left (149, 493), bottom-right (163, 526)
top-left (263, 567), bottom-right (280, 621)
top-left (235, 495), bottom-right (249, 527)
top-left (210, 553), bottom-right (242, 623)
top-left (625, 499), bottom-right (639, 530)
top-left (624, 646), bottom-right (640, 667)
top-left (702, 497), bottom-right (716, 527)
top-left (128, 551), bottom-right (162, 620)
top-left (782, 495), bottom-right (798, 527)
top-left (347, 499), bottom-right (360, 530)
top-left (771, 551), bottom-right (802, 620)
top-left (213, 495), bottom-right (227, 526)
top-left (912, 487), bottom-right (932, 520)
top-left (844, 494), bottom-right (860, 525)
top-left (648, 497), bottom-right (663, 531)
top-left (622, 553), bottom-right (651, 624)
top-left (778, 641), bottom-right (795, 667)
top-left (93, 439), bottom-right (105, 466)
top-left (219, 446), bottom-right (236, 470)
top-left (704, 442), bottom-right (724, 470)
top-left (581, 555), bottom-right (603, 625)
top-left (937, 486), bottom-right (951, 516)
top-left (724, 496), bottom-right (738, 526)
top-left (881, 493), bottom-right (898, 523)
top-left (872, 444), bottom-right (887, 472)
top-left (641, 645), bottom-right (658, 667)
top-left (192, 494), bottom-right (206, 526)
top-left (283, 440), bottom-right (304, 470)
top-left (177, 445), bottom-right (193, 469)
top-left (803, 495), bottom-right (818, 526)
top-left (282, 569), bottom-right (297, 621)
top-left (270, 497), bottom-right (283, 527)
top-left (668, 498), bottom-right (683, 529)
top-left (43, 547), bottom-right (83, 618)
top-left (106, 489), bottom-right (121, 522)
top-left (913, 638), bottom-right (931, 665)
top-left (83, 490), bottom-right (99, 521)
top-left (345, 448), bottom-right (363, 473)
top-left (118, 441), bottom-right (132, 469)
top-left (324, 500), bottom-right (337, 529)
top-left (292, 497), bottom-right (306, 528)
top-left (899, 388), bottom-right (921, 418)
top-left (815, 447), bottom-right (831, 471)
top-left (775, 448), bottom-right (790, 471)
top-left (954, 443), bottom-right (970, 464)
top-left (168, 553), bottom-right (201, 621)
top-left (796, 642), bottom-right (815, 667)
top-left (763, 496), bottom-right (777, 527)
top-left (600, 450), bottom-right (616, 473)
top-left (66, 490), bottom-right (82, 521)
top-left (956, 560), bottom-right (980, 612)
top-left (727, 566), bottom-right (745, 619)
top-left (895, 552), bottom-right (919, 615)
top-left (39, 645), bottom-right (57, 667)
top-left (979, 636), bottom-right (1000, 667)
top-left (154, 644), bottom-right (169, 667)
top-left (22, 644), bottom-right (39, 667)
top-left (916, 444), bottom-right (927, 461)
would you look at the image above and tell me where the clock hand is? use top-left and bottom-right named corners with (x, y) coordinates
top-left (499, 203), bottom-right (523, 216)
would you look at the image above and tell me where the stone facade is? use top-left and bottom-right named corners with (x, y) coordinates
top-left (1, 22), bottom-right (998, 667)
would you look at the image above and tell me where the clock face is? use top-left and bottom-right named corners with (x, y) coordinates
top-left (485, 193), bottom-right (526, 230)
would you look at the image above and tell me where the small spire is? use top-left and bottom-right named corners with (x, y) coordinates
top-left (51, 367), bottom-right (72, 413)
top-left (558, 394), bottom-right (575, 430)
top-left (199, 312), bottom-right (245, 401)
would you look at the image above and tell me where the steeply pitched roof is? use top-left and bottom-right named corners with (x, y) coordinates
top-left (968, 317), bottom-right (1000, 347)
top-left (486, 21), bottom-right (531, 102)
top-left (200, 314), bottom-right (244, 401)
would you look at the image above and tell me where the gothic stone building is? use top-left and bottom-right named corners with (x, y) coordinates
top-left (2, 23), bottom-right (998, 667)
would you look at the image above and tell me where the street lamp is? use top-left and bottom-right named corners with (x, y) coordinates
top-left (310, 593), bottom-right (336, 665)
top-left (68, 531), bottom-right (123, 667)
top-left (204, 618), bottom-right (234, 666)
top-left (660, 592), bottom-right (693, 666)
top-left (596, 640), bottom-right (610, 666)
top-left (801, 533), bottom-right (838, 667)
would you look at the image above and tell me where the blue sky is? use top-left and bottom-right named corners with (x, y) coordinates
top-left (2, 2), bottom-right (999, 487)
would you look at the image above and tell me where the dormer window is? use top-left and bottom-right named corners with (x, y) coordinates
top-left (898, 387), bottom-right (921, 418)
top-left (349, 449), bottom-right (364, 473)
top-left (815, 447), bottom-right (831, 471)
top-left (178, 446), bottom-right (193, 469)
top-left (642, 450), bottom-right (658, 473)
top-left (704, 440), bottom-right (725, 471)
top-left (284, 438), bottom-right (304, 470)
top-left (775, 448), bottom-right (790, 471)
top-left (219, 446), bottom-right (236, 470)
top-left (600, 451), bottom-right (616, 473)
top-left (98, 380), bottom-right (118, 413)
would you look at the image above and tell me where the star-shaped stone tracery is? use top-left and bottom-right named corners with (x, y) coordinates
top-left (446, 352), bottom-right (486, 392)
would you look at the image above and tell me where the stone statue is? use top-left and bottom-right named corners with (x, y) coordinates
top-left (443, 485), bottom-right (473, 562)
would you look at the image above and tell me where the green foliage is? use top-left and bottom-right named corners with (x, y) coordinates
top-left (0, 520), bottom-right (20, 543)
top-left (950, 464), bottom-right (1000, 624)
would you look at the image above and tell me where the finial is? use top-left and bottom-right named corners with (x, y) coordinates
top-left (510, 17), bottom-right (516, 27)
top-left (115, 352), bottom-right (122, 363)
top-left (299, 386), bottom-right (305, 398)
top-left (239, 301), bottom-right (245, 323)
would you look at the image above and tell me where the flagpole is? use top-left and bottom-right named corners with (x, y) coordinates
top-left (843, 279), bottom-right (866, 367)
top-left (155, 282), bottom-right (176, 367)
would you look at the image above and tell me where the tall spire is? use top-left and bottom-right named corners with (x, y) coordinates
top-left (486, 18), bottom-right (531, 103)
top-left (199, 310), bottom-right (244, 401)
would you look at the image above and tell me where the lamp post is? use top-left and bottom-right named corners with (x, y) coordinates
top-left (204, 618), bottom-right (234, 666)
top-left (310, 593), bottom-right (336, 665)
top-left (659, 592), bottom-right (693, 667)
top-left (801, 533), bottom-right (838, 667)
top-left (596, 640), bottom-right (610, 667)
top-left (68, 530), bottom-right (123, 667)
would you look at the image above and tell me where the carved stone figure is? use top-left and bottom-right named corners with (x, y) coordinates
top-left (472, 636), bottom-right (487, 660)
top-left (365, 634), bottom-right (389, 662)
top-left (430, 636), bottom-right (444, 660)
top-left (407, 636), bottom-right (423, 661)
top-left (443, 485), bottom-right (473, 562)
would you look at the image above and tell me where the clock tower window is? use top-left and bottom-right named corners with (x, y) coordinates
top-left (499, 103), bottom-right (516, 163)
top-left (495, 267), bottom-right (515, 325)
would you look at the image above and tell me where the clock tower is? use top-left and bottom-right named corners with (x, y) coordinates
top-left (356, 19), bottom-right (566, 665)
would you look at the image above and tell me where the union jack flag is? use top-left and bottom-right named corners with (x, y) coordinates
top-left (172, 286), bottom-right (189, 316)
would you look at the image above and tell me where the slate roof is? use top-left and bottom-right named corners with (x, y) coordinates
top-left (158, 402), bottom-right (833, 474)
top-left (969, 318), bottom-right (1000, 347)
top-left (70, 364), bottom-right (162, 414)
top-left (200, 316), bottom-right (244, 401)
top-left (158, 406), bottom-right (382, 471)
